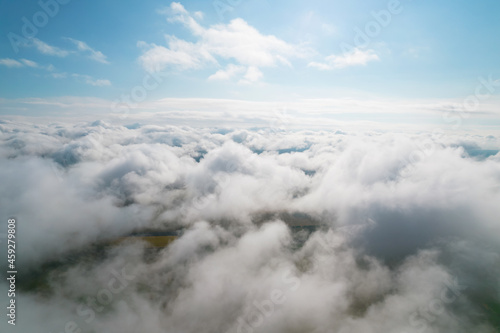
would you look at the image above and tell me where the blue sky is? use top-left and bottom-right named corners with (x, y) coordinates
top-left (0, 0), bottom-right (499, 122)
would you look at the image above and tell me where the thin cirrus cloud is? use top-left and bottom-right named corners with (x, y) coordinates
top-left (137, 2), bottom-right (312, 83)
top-left (4, 37), bottom-right (112, 86)
top-left (0, 56), bottom-right (109, 86)
top-left (49, 72), bottom-right (111, 86)
top-left (63, 37), bottom-right (110, 64)
top-left (71, 73), bottom-right (111, 86)
top-left (31, 38), bottom-right (70, 57)
top-left (308, 48), bottom-right (380, 70)
top-left (26, 37), bottom-right (109, 64)
top-left (0, 58), bottom-right (37, 68)
top-left (0, 58), bottom-right (56, 72)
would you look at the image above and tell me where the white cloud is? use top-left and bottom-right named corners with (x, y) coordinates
top-left (193, 10), bottom-right (204, 20)
top-left (308, 48), bottom-right (380, 70)
top-left (200, 18), bottom-right (305, 67)
top-left (0, 58), bottom-right (44, 69)
top-left (170, 1), bottom-right (188, 14)
top-left (0, 58), bottom-right (24, 68)
top-left (239, 66), bottom-right (263, 84)
top-left (4, 95), bottom-right (500, 126)
top-left (138, 2), bottom-right (311, 83)
top-left (0, 119), bottom-right (499, 332)
top-left (64, 37), bottom-right (109, 64)
top-left (137, 36), bottom-right (217, 72)
top-left (208, 64), bottom-right (246, 81)
top-left (88, 78), bottom-right (112, 86)
top-left (20, 37), bottom-right (108, 63)
top-left (32, 38), bottom-right (69, 57)
top-left (20, 58), bottom-right (38, 67)
top-left (0, 58), bottom-right (40, 68)
top-left (72, 73), bottom-right (112, 86)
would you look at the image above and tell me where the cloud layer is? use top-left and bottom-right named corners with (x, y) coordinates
top-left (0, 118), bottom-right (499, 332)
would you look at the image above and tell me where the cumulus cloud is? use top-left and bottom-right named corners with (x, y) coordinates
top-left (208, 64), bottom-right (246, 81)
top-left (240, 66), bottom-right (264, 84)
top-left (138, 2), bottom-right (311, 82)
top-left (308, 48), bottom-right (380, 70)
top-left (0, 118), bottom-right (499, 332)
top-left (137, 36), bottom-right (218, 72)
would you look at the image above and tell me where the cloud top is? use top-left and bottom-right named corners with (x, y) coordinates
top-left (0, 118), bottom-right (499, 332)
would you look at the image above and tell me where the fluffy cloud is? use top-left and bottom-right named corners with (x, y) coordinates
top-left (0, 118), bottom-right (499, 332)
top-left (208, 64), bottom-right (246, 81)
top-left (309, 48), bottom-right (380, 70)
top-left (240, 66), bottom-right (264, 84)
top-left (137, 36), bottom-right (218, 72)
top-left (138, 2), bottom-right (310, 82)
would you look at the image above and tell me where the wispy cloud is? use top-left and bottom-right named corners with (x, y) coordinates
top-left (72, 73), bottom-right (111, 86)
top-left (49, 72), bottom-right (111, 86)
top-left (32, 38), bottom-right (70, 57)
top-left (20, 58), bottom-right (39, 68)
top-left (17, 37), bottom-right (109, 64)
top-left (308, 48), bottom-right (380, 70)
top-left (0, 58), bottom-right (24, 68)
top-left (0, 58), bottom-right (50, 70)
top-left (64, 37), bottom-right (109, 64)
top-left (88, 78), bottom-right (112, 86)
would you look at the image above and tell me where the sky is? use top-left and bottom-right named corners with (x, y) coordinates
top-left (0, 0), bottom-right (500, 125)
